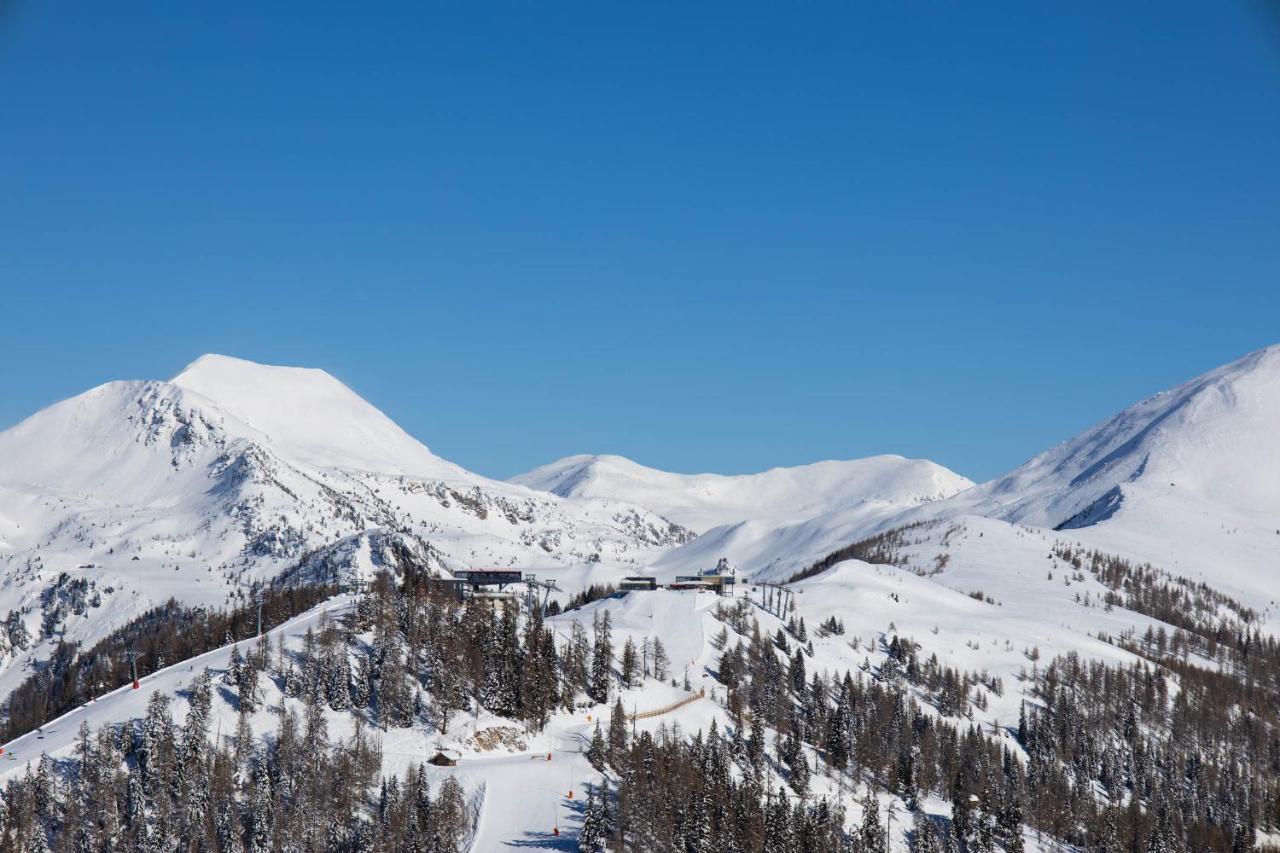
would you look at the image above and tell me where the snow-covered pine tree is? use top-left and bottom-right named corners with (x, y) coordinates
top-left (608, 699), bottom-right (628, 768)
top-left (587, 722), bottom-right (607, 771)
top-left (435, 775), bottom-right (468, 852)
top-left (619, 636), bottom-right (638, 689)
top-left (589, 610), bottom-right (614, 704)
top-left (325, 647), bottom-right (353, 711)
top-left (860, 790), bottom-right (887, 853)
top-left (248, 758), bottom-right (274, 853)
top-left (578, 783), bottom-right (608, 853)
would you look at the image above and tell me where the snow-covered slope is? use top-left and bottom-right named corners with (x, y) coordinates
top-left (171, 355), bottom-right (464, 477)
top-left (648, 344), bottom-right (1280, 605)
top-left (961, 344), bottom-right (1280, 529)
top-left (512, 453), bottom-right (972, 533)
top-left (937, 344), bottom-right (1280, 606)
top-left (650, 499), bottom-right (911, 581)
top-left (4, 346), bottom-right (1279, 851)
top-left (0, 356), bottom-right (692, 698)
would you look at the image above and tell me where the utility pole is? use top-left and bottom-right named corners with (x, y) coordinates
top-left (125, 649), bottom-right (140, 689)
top-left (242, 581), bottom-right (265, 637)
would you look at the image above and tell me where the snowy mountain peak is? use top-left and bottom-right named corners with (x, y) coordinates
top-left (925, 343), bottom-right (1280, 605)
top-left (512, 452), bottom-right (973, 533)
top-left (0, 356), bottom-right (695, 694)
top-left (171, 354), bottom-right (455, 476)
top-left (969, 342), bottom-right (1280, 527)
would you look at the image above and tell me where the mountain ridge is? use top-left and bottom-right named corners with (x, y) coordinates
top-left (0, 355), bottom-right (692, 692)
top-left (511, 452), bottom-right (974, 533)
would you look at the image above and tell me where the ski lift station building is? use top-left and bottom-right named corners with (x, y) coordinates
top-left (667, 560), bottom-right (737, 594)
top-left (620, 576), bottom-right (658, 592)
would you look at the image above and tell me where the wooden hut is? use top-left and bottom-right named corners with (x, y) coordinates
top-left (428, 750), bottom-right (458, 767)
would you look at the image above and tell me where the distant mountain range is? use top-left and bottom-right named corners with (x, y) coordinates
top-left (510, 453), bottom-right (973, 533)
top-left (515, 345), bottom-right (1280, 606)
top-left (4, 346), bottom-right (1280, 851)
top-left (0, 355), bottom-right (691, 692)
top-left (2, 345), bottom-right (1278, 697)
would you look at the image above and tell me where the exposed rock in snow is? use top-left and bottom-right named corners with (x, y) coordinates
top-left (0, 356), bottom-right (691, 694)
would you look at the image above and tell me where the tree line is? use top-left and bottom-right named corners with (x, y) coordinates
top-left (1, 581), bottom-right (336, 744)
top-left (5, 550), bottom-right (1279, 851)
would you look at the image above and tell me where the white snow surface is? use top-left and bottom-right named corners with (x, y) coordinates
top-left (928, 343), bottom-right (1280, 607)
top-left (3, 345), bottom-right (1280, 848)
top-left (651, 344), bottom-right (1280, 611)
top-left (2, 545), bottom-right (1172, 851)
top-left (0, 355), bottom-right (692, 703)
top-left (171, 354), bottom-right (464, 477)
top-left (512, 453), bottom-right (973, 533)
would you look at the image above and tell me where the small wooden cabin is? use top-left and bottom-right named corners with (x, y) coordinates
top-left (428, 751), bottom-right (458, 767)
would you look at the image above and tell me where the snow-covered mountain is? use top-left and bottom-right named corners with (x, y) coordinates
top-left (171, 355), bottom-right (468, 478)
top-left (960, 344), bottom-right (1280, 529)
top-left (935, 344), bottom-right (1280, 606)
top-left (4, 347), bottom-right (1280, 852)
top-left (0, 355), bottom-right (691, 689)
top-left (511, 453), bottom-right (973, 533)
top-left (647, 345), bottom-right (1280, 603)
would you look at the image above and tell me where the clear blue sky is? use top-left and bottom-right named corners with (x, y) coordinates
top-left (2, 2), bottom-right (1278, 482)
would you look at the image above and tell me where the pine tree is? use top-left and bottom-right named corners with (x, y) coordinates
top-left (177, 669), bottom-right (213, 831)
top-left (435, 776), bottom-right (467, 852)
top-left (788, 747), bottom-right (810, 797)
top-left (651, 637), bottom-right (669, 683)
top-left (327, 649), bottom-right (353, 711)
top-left (620, 637), bottom-right (638, 689)
top-left (789, 648), bottom-right (806, 695)
top-left (237, 646), bottom-right (260, 713)
top-left (587, 723), bottom-right (607, 772)
top-left (824, 682), bottom-right (852, 771)
top-left (377, 641), bottom-right (414, 728)
top-left (139, 691), bottom-right (174, 801)
top-left (224, 645), bottom-right (243, 687)
top-left (950, 778), bottom-right (973, 853)
top-left (234, 702), bottom-right (254, 765)
top-left (566, 621), bottom-right (592, 696)
top-left (747, 713), bottom-right (766, 776)
top-left (608, 699), bottom-right (628, 768)
top-left (997, 783), bottom-right (1024, 853)
top-left (911, 810), bottom-right (942, 853)
top-left (351, 650), bottom-right (373, 709)
top-left (578, 784), bottom-right (608, 852)
top-left (413, 763), bottom-right (435, 841)
top-left (23, 826), bottom-right (52, 853)
top-left (518, 613), bottom-right (557, 731)
top-left (248, 759), bottom-right (274, 853)
top-left (861, 791), bottom-right (887, 853)
top-left (589, 611), bottom-right (614, 704)
top-left (123, 767), bottom-right (146, 846)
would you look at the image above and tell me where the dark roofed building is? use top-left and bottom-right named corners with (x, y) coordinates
top-left (428, 750), bottom-right (458, 767)
top-left (620, 576), bottom-right (657, 591)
